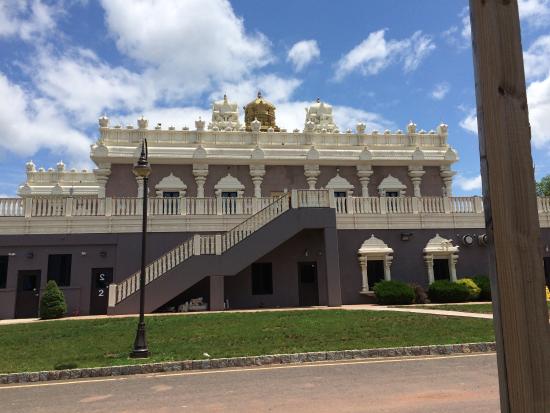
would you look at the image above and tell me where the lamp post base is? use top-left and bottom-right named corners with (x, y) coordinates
top-left (130, 321), bottom-right (149, 358)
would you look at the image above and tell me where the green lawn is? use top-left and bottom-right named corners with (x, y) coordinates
top-left (401, 303), bottom-right (550, 314)
top-left (0, 310), bottom-right (495, 374)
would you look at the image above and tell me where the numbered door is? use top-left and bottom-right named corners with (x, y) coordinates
top-left (89, 268), bottom-right (113, 315)
top-left (15, 270), bottom-right (41, 319)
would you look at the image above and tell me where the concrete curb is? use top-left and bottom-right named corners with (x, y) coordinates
top-left (0, 342), bottom-right (496, 385)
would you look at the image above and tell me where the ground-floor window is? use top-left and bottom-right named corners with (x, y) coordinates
top-left (47, 254), bottom-right (72, 286)
top-left (251, 263), bottom-right (273, 295)
top-left (0, 256), bottom-right (7, 288)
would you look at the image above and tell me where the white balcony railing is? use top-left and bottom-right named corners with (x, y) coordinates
top-left (4, 194), bottom-right (550, 219)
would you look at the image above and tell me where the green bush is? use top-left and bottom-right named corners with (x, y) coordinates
top-left (456, 278), bottom-right (481, 301)
top-left (40, 280), bottom-right (67, 320)
top-left (428, 280), bottom-right (471, 303)
top-left (472, 275), bottom-right (492, 301)
top-left (373, 280), bottom-right (415, 305)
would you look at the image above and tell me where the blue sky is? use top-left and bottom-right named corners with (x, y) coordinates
top-left (1, 0), bottom-right (550, 196)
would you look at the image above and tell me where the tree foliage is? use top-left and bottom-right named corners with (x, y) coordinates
top-left (536, 175), bottom-right (550, 196)
top-left (40, 280), bottom-right (67, 320)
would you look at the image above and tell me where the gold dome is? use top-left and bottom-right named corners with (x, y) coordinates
top-left (244, 92), bottom-right (279, 132)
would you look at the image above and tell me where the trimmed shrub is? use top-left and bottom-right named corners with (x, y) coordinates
top-left (410, 283), bottom-right (430, 304)
top-left (428, 280), bottom-right (471, 303)
top-left (456, 278), bottom-right (481, 301)
top-left (472, 275), bottom-right (492, 301)
top-left (40, 280), bottom-right (67, 320)
top-left (373, 280), bottom-right (415, 305)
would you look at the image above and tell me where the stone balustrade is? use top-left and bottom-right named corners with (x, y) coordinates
top-left (98, 127), bottom-right (449, 149)
top-left (4, 195), bottom-right (550, 218)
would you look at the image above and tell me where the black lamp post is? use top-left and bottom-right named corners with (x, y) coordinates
top-left (130, 139), bottom-right (151, 358)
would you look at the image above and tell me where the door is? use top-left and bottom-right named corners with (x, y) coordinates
top-left (298, 262), bottom-right (319, 306)
top-left (367, 260), bottom-right (385, 289)
top-left (544, 257), bottom-right (550, 288)
top-left (15, 270), bottom-right (41, 319)
top-left (89, 268), bottom-right (113, 315)
top-left (433, 259), bottom-right (450, 281)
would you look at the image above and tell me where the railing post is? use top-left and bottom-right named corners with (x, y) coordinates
top-left (345, 195), bottom-right (354, 214)
top-left (105, 197), bottom-right (112, 216)
top-left (328, 190), bottom-right (336, 209)
top-left (412, 197), bottom-right (420, 214)
top-left (442, 196), bottom-right (452, 214)
top-left (216, 197), bottom-right (223, 215)
top-left (193, 234), bottom-right (201, 255)
top-left (474, 196), bottom-right (484, 214)
top-left (108, 283), bottom-right (117, 307)
top-left (291, 189), bottom-right (298, 208)
top-left (215, 234), bottom-right (222, 255)
top-left (24, 197), bottom-right (32, 218)
top-left (65, 197), bottom-right (73, 217)
top-left (379, 197), bottom-right (387, 214)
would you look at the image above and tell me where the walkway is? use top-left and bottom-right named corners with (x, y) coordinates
top-left (0, 302), bottom-right (495, 326)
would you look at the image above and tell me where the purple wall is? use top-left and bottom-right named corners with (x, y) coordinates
top-left (224, 230), bottom-right (328, 309)
top-left (422, 166), bottom-right (444, 196)
top-left (337, 229), bottom-right (491, 304)
top-left (104, 163), bottom-right (446, 199)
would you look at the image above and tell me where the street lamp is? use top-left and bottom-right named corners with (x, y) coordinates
top-left (130, 139), bottom-right (151, 358)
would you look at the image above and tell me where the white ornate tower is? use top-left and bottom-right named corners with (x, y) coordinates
top-left (304, 98), bottom-right (338, 133)
top-left (208, 94), bottom-right (240, 131)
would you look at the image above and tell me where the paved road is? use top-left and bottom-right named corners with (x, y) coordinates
top-left (1, 353), bottom-right (500, 413)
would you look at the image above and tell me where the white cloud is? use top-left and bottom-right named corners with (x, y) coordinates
top-left (442, 7), bottom-right (471, 49)
top-left (117, 107), bottom-right (211, 131)
top-left (459, 109), bottom-right (478, 134)
top-left (519, 0), bottom-right (550, 27)
top-left (100, 0), bottom-right (271, 100)
top-left (287, 40), bottom-right (320, 72)
top-left (0, 73), bottom-right (92, 166)
top-left (524, 35), bottom-right (550, 80)
top-left (334, 30), bottom-right (435, 81)
top-left (527, 74), bottom-right (550, 147)
top-left (212, 75), bottom-right (302, 108)
top-left (455, 174), bottom-right (482, 192)
top-left (0, 0), bottom-right (59, 41)
top-left (31, 48), bottom-right (155, 125)
top-left (431, 82), bottom-right (451, 100)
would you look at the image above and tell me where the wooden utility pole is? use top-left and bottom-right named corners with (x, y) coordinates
top-left (469, 1), bottom-right (550, 411)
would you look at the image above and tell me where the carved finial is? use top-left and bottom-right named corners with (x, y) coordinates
top-left (195, 116), bottom-right (205, 131)
top-left (26, 160), bottom-right (36, 172)
top-left (316, 97), bottom-right (320, 103)
top-left (356, 122), bottom-right (366, 134)
top-left (257, 90), bottom-right (262, 99)
top-left (56, 160), bottom-right (65, 172)
top-left (137, 115), bottom-right (148, 129)
top-left (98, 114), bottom-right (109, 128)
top-left (407, 121), bottom-right (417, 134)
top-left (223, 93), bottom-right (227, 102)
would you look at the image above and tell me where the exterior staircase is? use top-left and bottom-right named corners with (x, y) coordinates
top-left (108, 190), bottom-right (340, 314)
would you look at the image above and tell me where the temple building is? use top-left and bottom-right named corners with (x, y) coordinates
top-left (1, 93), bottom-right (549, 319)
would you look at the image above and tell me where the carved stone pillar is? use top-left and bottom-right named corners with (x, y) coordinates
top-left (424, 254), bottom-right (434, 284)
top-left (304, 164), bottom-right (320, 190)
top-left (449, 253), bottom-right (459, 282)
top-left (408, 166), bottom-right (425, 197)
top-left (356, 165), bottom-right (373, 196)
top-left (249, 165), bottom-right (266, 198)
top-left (440, 166), bottom-right (456, 197)
top-left (193, 164), bottom-right (209, 198)
top-left (358, 255), bottom-right (369, 293)
top-left (384, 255), bottom-right (393, 281)
top-left (94, 164), bottom-right (111, 198)
top-left (136, 176), bottom-right (144, 198)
